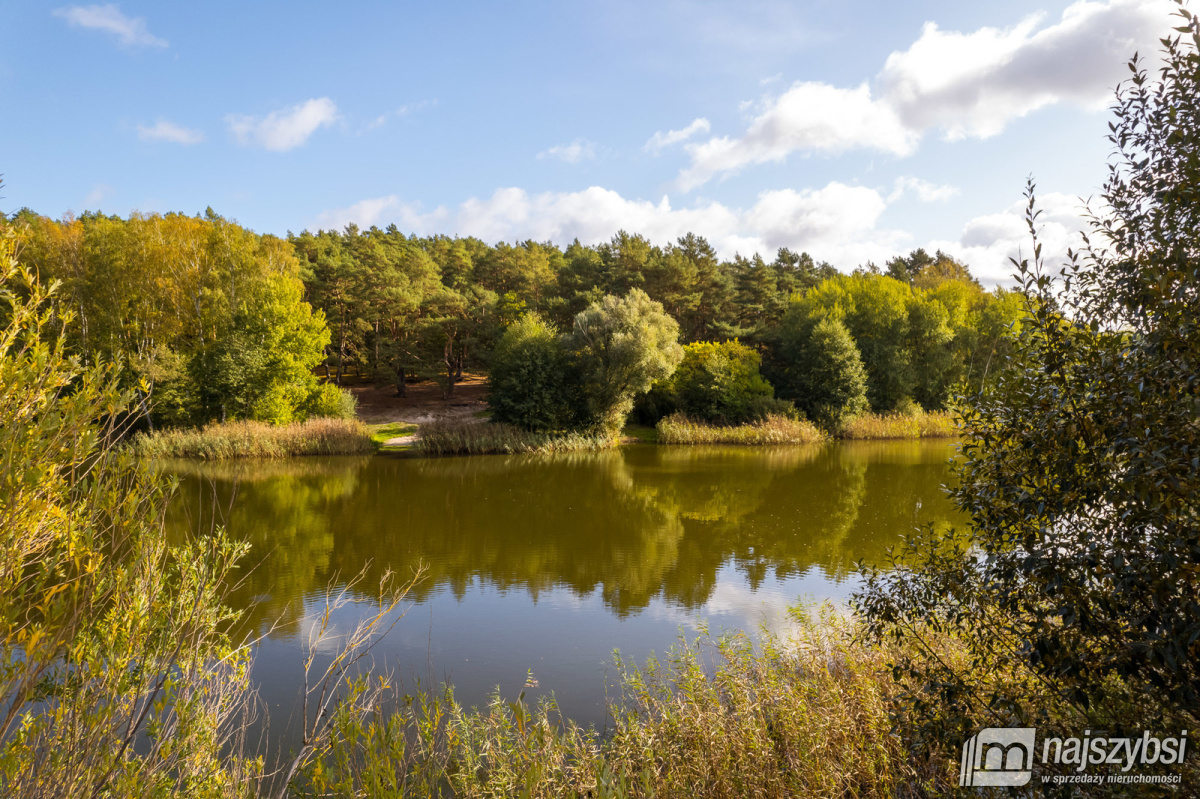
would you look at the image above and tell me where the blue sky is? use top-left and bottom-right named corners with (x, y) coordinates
top-left (1, 0), bottom-right (1177, 282)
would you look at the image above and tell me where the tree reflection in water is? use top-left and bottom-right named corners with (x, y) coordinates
top-left (163, 441), bottom-right (962, 639)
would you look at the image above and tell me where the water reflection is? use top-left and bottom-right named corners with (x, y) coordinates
top-left (165, 441), bottom-right (960, 639)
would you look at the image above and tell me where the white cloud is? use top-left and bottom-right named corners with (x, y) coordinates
top-left (644, 118), bottom-right (711, 154)
top-left (537, 139), bottom-right (597, 164)
top-left (888, 176), bottom-right (959, 203)
top-left (878, 0), bottom-right (1171, 140)
top-left (53, 4), bottom-right (167, 48)
top-left (363, 99), bottom-right (437, 132)
top-left (136, 120), bottom-right (204, 145)
top-left (677, 0), bottom-right (1172, 188)
top-left (83, 184), bottom-right (113, 207)
top-left (227, 98), bottom-right (339, 152)
top-left (930, 191), bottom-right (1091, 285)
top-left (397, 99), bottom-right (437, 116)
top-left (315, 181), bottom-right (907, 268)
top-left (313, 195), bottom-right (447, 232)
top-left (678, 83), bottom-right (917, 189)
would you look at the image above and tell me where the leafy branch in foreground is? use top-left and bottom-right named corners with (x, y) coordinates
top-left (271, 566), bottom-right (424, 798)
top-left (855, 0), bottom-right (1200, 779)
top-left (0, 226), bottom-right (260, 798)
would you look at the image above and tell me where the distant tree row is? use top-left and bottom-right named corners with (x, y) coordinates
top-left (290, 226), bottom-right (845, 397)
top-left (293, 225), bottom-right (1025, 430)
top-left (4, 207), bottom-right (1025, 431)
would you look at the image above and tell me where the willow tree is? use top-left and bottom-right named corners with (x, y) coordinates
top-left (571, 289), bottom-right (684, 432)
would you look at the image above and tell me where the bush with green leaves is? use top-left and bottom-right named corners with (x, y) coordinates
top-left (486, 313), bottom-right (581, 431)
top-left (306, 382), bottom-right (359, 420)
top-left (663, 340), bottom-right (787, 425)
top-left (486, 293), bottom-right (683, 434)
top-left (772, 313), bottom-right (869, 431)
top-left (856, 3), bottom-right (1200, 767)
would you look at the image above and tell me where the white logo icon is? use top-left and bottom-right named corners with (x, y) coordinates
top-left (960, 727), bottom-right (1037, 787)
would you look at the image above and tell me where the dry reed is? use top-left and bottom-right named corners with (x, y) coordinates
top-left (839, 410), bottom-right (958, 440)
top-left (134, 418), bottom-right (376, 459)
top-left (415, 419), bottom-right (617, 455)
top-left (298, 606), bottom-right (954, 798)
top-left (657, 413), bottom-right (825, 445)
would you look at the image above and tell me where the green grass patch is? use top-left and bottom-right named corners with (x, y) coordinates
top-left (621, 423), bottom-right (660, 443)
top-left (369, 422), bottom-right (418, 448)
top-left (134, 418), bottom-right (375, 459)
top-left (416, 419), bottom-right (616, 455)
top-left (657, 413), bottom-right (825, 445)
top-left (839, 410), bottom-right (959, 440)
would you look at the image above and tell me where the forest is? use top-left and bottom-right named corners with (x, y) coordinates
top-left (6, 208), bottom-right (1024, 435)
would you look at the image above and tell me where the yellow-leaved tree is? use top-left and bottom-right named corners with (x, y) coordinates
top-left (0, 223), bottom-right (259, 797)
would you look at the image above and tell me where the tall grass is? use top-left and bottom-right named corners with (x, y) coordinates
top-left (657, 413), bottom-right (825, 445)
top-left (297, 606), bottom-right (953, 798)
top-left (839, 410), bottom-right (958, 440)
top-left (416, 419), bottom-right (616, 455)
top-left (134, 418), bottom-right (376, 459)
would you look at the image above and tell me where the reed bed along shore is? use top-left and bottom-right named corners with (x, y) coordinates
top-left (415, 418), bottom-right (616, 455)
top-left (134, 418), bottom-right (376, 459)
top-left (298, 606), bottom-right (951, 799)
top-left (656, 413), bottom-right (825, 445)
top-left (839, 410), bottom-right (958, 440)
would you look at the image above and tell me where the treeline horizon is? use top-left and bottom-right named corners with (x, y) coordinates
top-left (5, 205), bottom-right (1025, 430)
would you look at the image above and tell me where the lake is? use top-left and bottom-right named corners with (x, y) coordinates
top-left (164, 439), bottom-right (962, 747)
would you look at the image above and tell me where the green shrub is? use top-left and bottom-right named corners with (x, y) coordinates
top-left (307, 381), bottom-right (359, 420)
top-left (571, 289), bottom-right (684, 432)
top-left (487, 292), bottom-right (684, 434)
top-left (486, 314), bottom-right (581, 431)
top-left (857, 13), bottom-right (1200, 755)
top-left (670, 340), bottom-right (785, 424)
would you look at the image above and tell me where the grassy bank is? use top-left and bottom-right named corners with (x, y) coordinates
top-left (298, 607), bottom-right (952, 798)
top-left (839, 410), bottom-right (958, 440)
top-left (656, 413), bottom-right (825, 445)
top-left (369, 421), bottom-right (418, 448)
top-left (416, 419), bottom-right (616, 455)
top-left (134, 418), bottom-right (376, 459)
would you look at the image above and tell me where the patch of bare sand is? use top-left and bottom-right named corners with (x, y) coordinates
top-left (349, 372), bottom-right (489, 425)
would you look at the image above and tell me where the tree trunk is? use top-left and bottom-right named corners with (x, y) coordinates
top-left (442, 335), bottom-right (457, 400)
top-left (336, 331), bottom-right (346, 386)
top-left (394, 366), bottom-right (407, 398)
top-left (137, 388), bottom-right (154, 433)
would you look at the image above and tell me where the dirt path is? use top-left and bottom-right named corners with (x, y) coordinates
top-left (349, 372), bottom-right (489, 425)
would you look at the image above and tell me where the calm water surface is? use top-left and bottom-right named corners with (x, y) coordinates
top-left (164, 440), bottom-right (961, 743)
